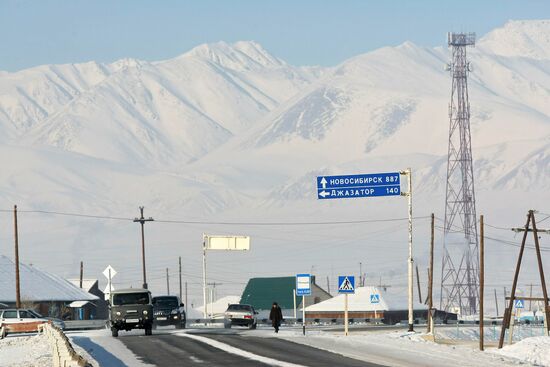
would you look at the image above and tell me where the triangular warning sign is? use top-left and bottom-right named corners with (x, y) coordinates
top-left (339, 277), bottom-right (354, 291)
top-left (514, 299), bottom-right (524, 309)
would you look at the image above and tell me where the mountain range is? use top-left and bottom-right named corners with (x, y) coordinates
top-left (0, 20), bottom-right (548, 306)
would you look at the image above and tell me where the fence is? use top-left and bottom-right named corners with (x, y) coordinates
top-left (39, 323), bottom-right (92, 367)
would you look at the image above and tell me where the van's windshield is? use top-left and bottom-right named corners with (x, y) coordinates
top-left (112, 292), bottom-right (150, 306)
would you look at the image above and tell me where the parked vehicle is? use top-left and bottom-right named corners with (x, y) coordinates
top-left (109, 288), bottom-right (153, 337)
top-left (224, 304), bottom-right (258, 329)
top-left (0, 309), bottom-right (50, 334)
top-left (152, 295), bottom-right (186, 329)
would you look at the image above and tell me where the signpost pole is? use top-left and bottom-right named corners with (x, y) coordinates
top-left (293, 289), bottom-right (297, 321)
top-left (202, 234), bottom-right (207, 321)
top-left (401, 168), bottom-right (414, 332)
top-left (302, 295), bottom-right (306, 336)
top-left (344, 294), bottom-right (349, 336)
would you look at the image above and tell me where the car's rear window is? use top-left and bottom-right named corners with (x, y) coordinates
top-left (113, 292), bottom-right (150, 306)
top-left (227, 304), bottom-right (252, 311)
top-left (153, 297), bottom-right (178, 308)
top-left (19, 310), bottom-right (32, 318)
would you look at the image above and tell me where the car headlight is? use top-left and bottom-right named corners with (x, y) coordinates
top-left (116, 311), bottom-right (121, 316)
top-left (143, 310), bottom-right (148, 315)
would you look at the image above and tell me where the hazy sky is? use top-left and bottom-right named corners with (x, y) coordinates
top-left (0, 0), bottom-right (548, 72)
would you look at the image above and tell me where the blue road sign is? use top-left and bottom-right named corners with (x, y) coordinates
top-left (514, 299), bottom-right (524, 309)
top-left (296, 274), bottom-right (311, 296)
top-left (338, 276), bottom-right (355, 294)
top-left (370, 294), bottom-right (380, 304)
top-left (317, 172), bottom-right (401, 200)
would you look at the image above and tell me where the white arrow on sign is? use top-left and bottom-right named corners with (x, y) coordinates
top-left (320, 177), bottom-right (327, 189)
top-left (319, 191), bottom-right (330, 198)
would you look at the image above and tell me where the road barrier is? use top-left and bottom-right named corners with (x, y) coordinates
top-left (39, 323), bottom-right (92, 367)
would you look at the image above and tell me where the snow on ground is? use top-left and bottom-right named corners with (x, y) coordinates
top-left (0, 334), bottom-right (51, 367)
top-left (258, 327), bottom-right (533, 367)
top-left (67, 329), bottom-right (154, 367)
top-left (494, 336), bottom-right (550, 366)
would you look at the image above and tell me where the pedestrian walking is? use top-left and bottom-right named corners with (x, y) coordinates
top-left (269, 302), bottom-right (283, 333)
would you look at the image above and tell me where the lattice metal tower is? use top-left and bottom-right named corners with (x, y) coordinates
top-left (440, 32), bottom-right (479, 316)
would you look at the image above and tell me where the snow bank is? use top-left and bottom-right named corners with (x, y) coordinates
top-left (0, 334), bottom-right (51, 367)
top-left (493, 336), bottom-right (550, 366)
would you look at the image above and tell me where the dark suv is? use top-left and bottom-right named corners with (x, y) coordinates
top-left (109, 288), bottom-right (153, 337)
top-left (152, 295), bottom-right (186, 329)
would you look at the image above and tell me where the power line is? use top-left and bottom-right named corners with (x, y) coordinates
top-left (0, 208), bottom-right (431, 226)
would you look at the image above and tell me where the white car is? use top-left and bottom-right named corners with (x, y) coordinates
top-left (0, 309), bottom-right (50, 334)
top-left (224, 304), bottom-right (258, 329)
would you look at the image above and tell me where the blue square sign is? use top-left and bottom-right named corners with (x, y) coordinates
top-left (338, 276), bottom-right (355, 294)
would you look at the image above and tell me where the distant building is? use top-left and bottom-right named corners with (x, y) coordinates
top-left (305, 285), bottom-right (456, 325)
top-left (0, 255), bottom-right (98, 319)
top-left (68, 279), bottom-right (108, 320)
top-left (240, 276), bottom-right (332, 318)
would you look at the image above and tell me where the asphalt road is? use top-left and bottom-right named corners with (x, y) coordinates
top-left (119, 328), bottom-right (387, 367)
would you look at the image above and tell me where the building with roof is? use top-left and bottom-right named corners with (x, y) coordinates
top-left (68, 279), bottom-right (108, 320)
top-left (305, 285), bottom-right (456, 325)
top-left (240, 276), bottom-right (332, 318)
top-left (0, 255), bottom-right (98, 319)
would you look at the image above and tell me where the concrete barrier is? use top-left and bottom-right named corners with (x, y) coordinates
top-left (39, 323), bottom-right (92, 367)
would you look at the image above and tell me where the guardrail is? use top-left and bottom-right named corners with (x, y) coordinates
top-left (39, 323), bottom-right (92, 367)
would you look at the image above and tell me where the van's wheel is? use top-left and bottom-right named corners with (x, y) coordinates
top-left (111, 327), bottom-right (119, 337)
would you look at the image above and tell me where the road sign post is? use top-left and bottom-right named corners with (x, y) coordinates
top-left (370, 293), bottom-right (380, 319)
top-left (203, 235), bottom-right (250, 319)
top-left (338, 276), bottom-right (355, 336)
top-left (318, 169), bottom-right (414, 332)
top-left (102, 265), bottom-right (117, 301)
top-left (317, 173), bottom-right (401, 200)
top-left (296, 274), bottom-right (311, 335)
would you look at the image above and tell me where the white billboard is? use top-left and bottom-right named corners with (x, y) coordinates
top-left (205, 235), bottom-right (250, 251)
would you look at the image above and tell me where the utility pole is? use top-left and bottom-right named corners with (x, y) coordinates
top-left (166, 268), bottom-right (170, 295)
top-left (480, 215), bottom-right (484, 351)
top-left (185, 281), bottom-right (188, 315)
top-left (179, 257), bottom-right (182, 301)
top-left (499, 210), bottom-right (550, 348)
top-left (427, 213), bottom-right (435, 334)
top-left (326, 276), bottom-right (330, 294)
top-left (359, 262), bottom-right (363, 287)
top-left (79, 261), bottom-right (84, 288)
top-left (529, 283), bottom-right (533, 311)
top-left (14, 205), bottom-right (21, 309)
top-left (133, 207), bottom-right (154, 289)
top-left (494, 289), bottom-right (499, 317)
top-left (416, 265), bottom-right (422, 303)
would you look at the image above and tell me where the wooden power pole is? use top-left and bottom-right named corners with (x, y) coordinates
top-left (479, 214), bottom-right (484, 351)
top-left (498, 210), bottom-right (550, 348)
top-left (179, 256), bottom-right (182, 301)
top-left (14, 205), bottom-right (21, 309)
top-left (79, 261), bottom-right (84, 288)
top-left (427, 213), bottom-right (435, 334)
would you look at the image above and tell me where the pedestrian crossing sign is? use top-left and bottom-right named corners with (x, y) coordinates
top-left (338, 276), bottom-right (355, 294)
top-left (514, 299), bottom-right (524, 309)
top-left (370, 294), bottom-right (380, 304)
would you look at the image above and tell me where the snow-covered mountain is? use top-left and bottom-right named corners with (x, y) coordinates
top-left (0, 21), bottom-right (549, 305)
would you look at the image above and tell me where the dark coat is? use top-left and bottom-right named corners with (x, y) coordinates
top-left (269, 305), bottom-right (283, 326)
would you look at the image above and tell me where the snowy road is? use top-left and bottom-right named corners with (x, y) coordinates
top-left (67, 326), bottom-right (544, 367)
top-left (120, 328), bottom-right (382, 367)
